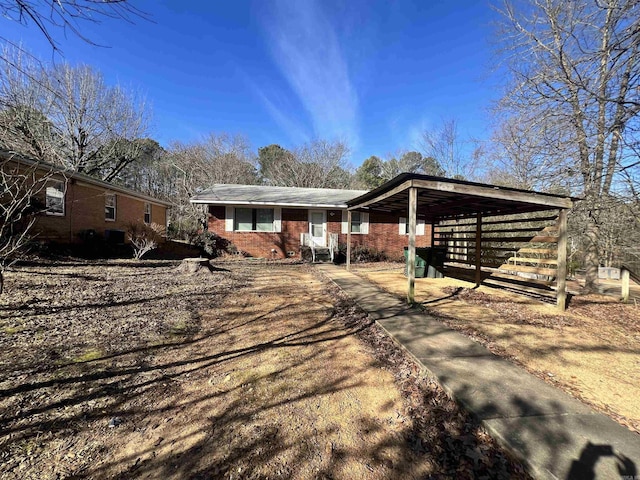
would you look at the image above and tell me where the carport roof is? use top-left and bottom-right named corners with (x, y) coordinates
top-left (347, 173), bottom-right (577, 220)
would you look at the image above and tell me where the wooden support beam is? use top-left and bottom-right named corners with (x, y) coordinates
top-left (434, 235), bottom-right (559, 243)
top-left (517, 248), bottom-right (558, 255)
top-left (407, 187), bottom-right (417, 304)
top-left (475, 213), bottom-right (482, 286)
top-left (348, 180), bottom-right (412, 211)
top-left (556, 209), bottom-right (568, 311)
top-left (499, 264), bottom-right (558, 277)
top-left (346, 210), bottom-right (352, 271)
top-left (435, 226), bottom-right (553, 235)
top-left (507, 257), bottom-right (559, 265)
top-left (431, 220), bottom-right (436, 247)
top-left (622, 267), bottom-right (630, 302)
top-left (475, 214), bottom-right (560, 226)
top-left (411, 178), bottom-right (574, 209)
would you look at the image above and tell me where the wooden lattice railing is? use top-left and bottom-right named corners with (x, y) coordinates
top-left (433, 212), bottom-right (561, 289)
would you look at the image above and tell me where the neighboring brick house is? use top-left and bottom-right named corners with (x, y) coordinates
top-left (190, 184), bottom-right (431, 259)
top-left (2, 151), bottom-right (171, 245)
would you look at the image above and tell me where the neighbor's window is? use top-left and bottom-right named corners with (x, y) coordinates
top-left (234, 207), bottom-right (274, 231)
top-left (105, 194), bottom-right (116, 221)
top-left (45, 180), bottom-right (65, 216)
top-left (144, 203), bottom-right (151, 224)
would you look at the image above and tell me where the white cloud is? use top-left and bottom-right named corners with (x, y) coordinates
top-left (388, 110), bottom-right (433, 154)
top-left (260, 0), bottom-right (359, 147)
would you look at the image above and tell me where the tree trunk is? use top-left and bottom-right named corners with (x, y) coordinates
top-left (0, 270), bottom-right (3, 295)
top-left (177, 258), bottom-right (211, 274)
top-left (583, 216), bottom-right (600, 293)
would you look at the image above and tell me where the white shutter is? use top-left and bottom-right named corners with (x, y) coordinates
top-left (361, 212), bottom-right (369, 234)
top-left (274, 207), bottom-right (282, 232)
top-left (399, 217), bottom-right (406, 234)
top-left (417, 219), bottom-right (425, 236)
top-left (341, 210), bottom-right (348, 234)
top-left (225, 206), bottom-right (234, 232)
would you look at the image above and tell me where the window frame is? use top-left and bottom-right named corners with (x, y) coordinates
top-left (341, 210), bottom-right (369, 235)
top-left (350, 211), bottom-right (362, 233)
top-left (105, 193), bottom-right (116, 221)
top-left (45, 180), bottom-right (65, 216)
top-left (144, 203), bottom-right (151, 224)
top-left (234, 207), bottom-right (275, 232)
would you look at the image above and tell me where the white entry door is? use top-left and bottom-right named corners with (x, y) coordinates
top-left (308, 210), bottom-right (326, 247)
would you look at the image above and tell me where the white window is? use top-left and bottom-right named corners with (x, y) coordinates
top-left (234, 207), bottom-right (274, 231)
top-left (105, 194), bottom-right (116, 221)
top-left (144, 203), bottom-right (151, 224)
top-left (225, 207), bottom-right (281, 232)
top-left (341, 210), bottom-right (369, 234)
top-left (45, 180), bottom-right (65, 216)
top-left (399, 217), bottom-right (426, 235)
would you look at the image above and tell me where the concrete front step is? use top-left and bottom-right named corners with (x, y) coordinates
top-left (313, 248), bottom-right (332, 263)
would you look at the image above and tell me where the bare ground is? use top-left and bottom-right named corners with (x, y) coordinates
top-left (350, 262), bottom-right (640, 434)
top-left (0, 258), bottom-right (529, 479)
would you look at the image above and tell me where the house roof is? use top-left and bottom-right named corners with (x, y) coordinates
top-left (0, 149), bottom-right (173, 207)
top-left (347, 173), bottom-right (578, 221)
top-left (190, 184), bottom-right (368, 208)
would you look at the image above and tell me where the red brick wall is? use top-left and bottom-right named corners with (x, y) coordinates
top-left (34, 179), bottom-right (168, 243)
top-left (207, 206), bottom-right (431, 259)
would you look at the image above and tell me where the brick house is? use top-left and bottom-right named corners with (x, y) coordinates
top-left (2, 151), bottom-right (171, 245)
top-left (190, 184), bottom-right (431, 259)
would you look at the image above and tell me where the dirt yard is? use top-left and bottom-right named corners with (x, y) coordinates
top-left (0, 258), bottom-right (529, 479)
top-left (351, 262), bottom-right (640, 434)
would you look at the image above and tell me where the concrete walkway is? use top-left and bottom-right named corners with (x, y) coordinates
top-left (317, 264), bottom-right (640, 480)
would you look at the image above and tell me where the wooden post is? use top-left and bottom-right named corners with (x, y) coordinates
top-left (556, 209), bottom-right (568, 311)
top-left (407, 187), bottom-right (417, 304)
top-left (475, 213), bottom-right (482, 286)
top-left (431, 220), bottom-right (436, 247)
top-left (346, 210), bottom-right (352, 271)
top-left (622, 267), bottom-right (630, 302)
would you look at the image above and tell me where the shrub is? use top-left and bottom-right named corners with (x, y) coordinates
top-left (337, 245), bottom-right (388, 263)
top-left (352, 245), bottom-right (387, 263)
top-left (189, 231), bottom-right (231, 258)
top-left (126, 222), bottom-right (165, 260)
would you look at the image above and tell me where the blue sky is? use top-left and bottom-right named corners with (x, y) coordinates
top-left (0, 0), bottom-right (501, 167)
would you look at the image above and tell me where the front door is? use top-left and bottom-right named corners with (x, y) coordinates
top-left (309, 210), bottom-right (326, 247)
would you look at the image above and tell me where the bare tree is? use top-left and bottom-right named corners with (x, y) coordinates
top-left (0, 151), bottom-right (59, 293)
top-left (0, 0), bottom-right (149, 51)
top-left (421, 118), bottom-right (481, 180)
top-left (486, 113), bottom-right (578, 192)
top-left (259, 139), bottom-right (352, 188)
top-left (291, 139), bottom-right (352, 188)
top-left (168, 133), bottom-right (258, 234)
top-left (494, 0), bottom-right (640, 291)
top-left (0, 49), bottom-right (150, 181)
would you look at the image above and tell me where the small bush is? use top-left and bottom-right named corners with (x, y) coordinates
top-left (352, 245), bottom-right (387, 263)
top-left (189, 231), bottom-right (231, 258)
top-left (127, 222), bottom-right (165, 260)
top-left (337, 245), bottom-right (388, 263)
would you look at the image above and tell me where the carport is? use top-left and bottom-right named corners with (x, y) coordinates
top-left (345, 174), bottom-right (576, 310)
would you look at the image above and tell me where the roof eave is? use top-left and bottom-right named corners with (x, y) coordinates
top-left (190, 199), bottom-right (349, 209)
top-left (2, 150), bottom-right (173, 207)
